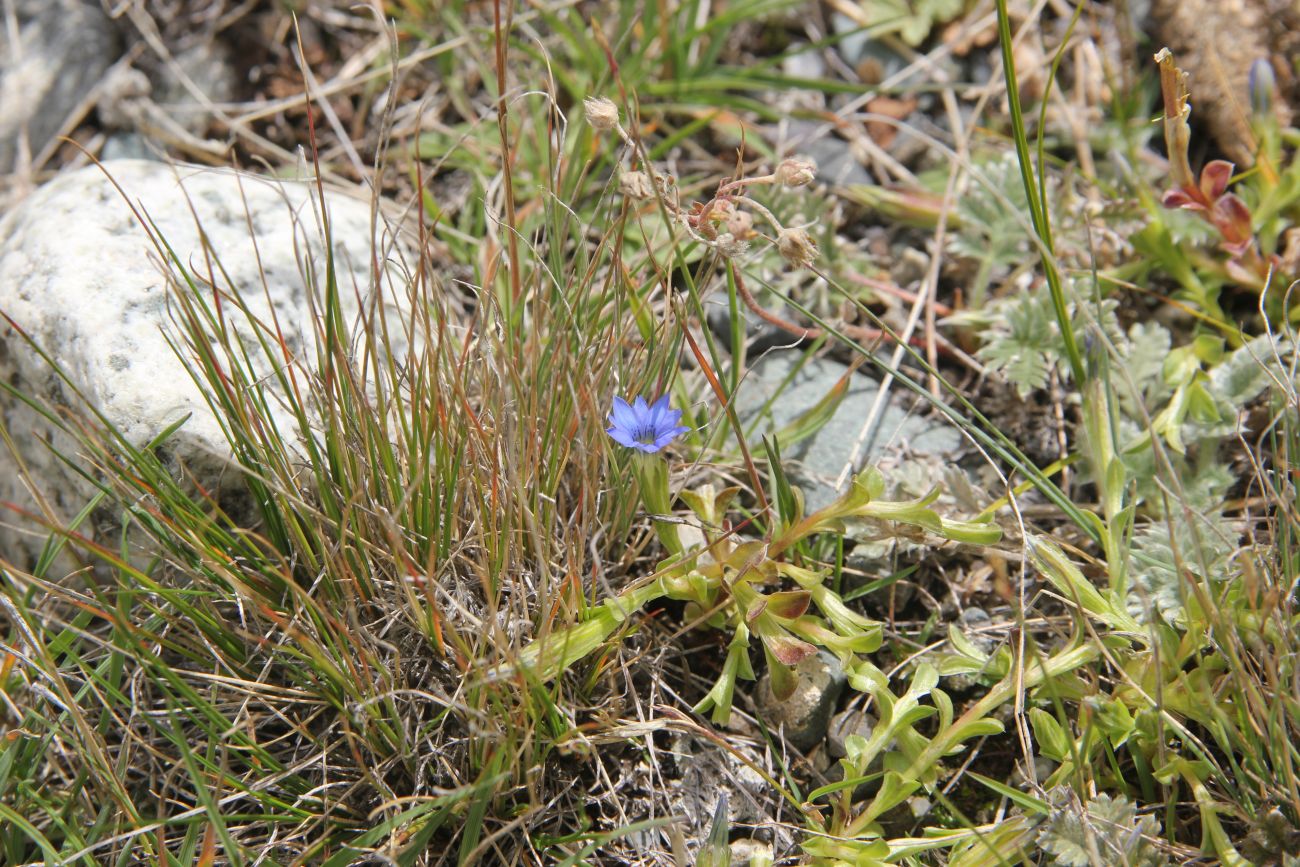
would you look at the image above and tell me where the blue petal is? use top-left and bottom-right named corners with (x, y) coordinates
top-left (633, 395), bottom-right (650, 416)
top-left (607, 424), bottom-right (639, 448)
top-left (651, 426), bottom-right (687, 450)
top-left (609, 396), bottom-right (637, 431)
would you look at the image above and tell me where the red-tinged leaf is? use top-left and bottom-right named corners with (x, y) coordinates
top-left (764, 590), bottom-right (811, 621)
top-left (763, 632), bottom-right (817, 667)
top-left (1212, 193), bottom-right (1253, 247)
top-left (1161, 187), bottom-right (1202, 210)
top-left (726, 540), bottom-right (769, 571)
top-left (1200, 159), bottom-right (1234, 200)
top-left (745, 596), bottom-right (767, 624)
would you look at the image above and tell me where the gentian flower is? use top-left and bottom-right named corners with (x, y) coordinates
top-left (606, 395), bottom-right (688, 454)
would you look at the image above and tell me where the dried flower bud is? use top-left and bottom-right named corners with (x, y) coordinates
top-left (584, 96), bottom-right (620, 131)
top-left (619, 170), bottom-right (655, 199)
top-left (1154, 48), bottom-right (1195, 192)
top-left (774, 156), bottom-right (817, 188)
top-left (776, 227), bottom-right (818, 268)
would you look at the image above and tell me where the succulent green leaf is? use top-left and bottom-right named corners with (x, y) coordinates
top-left (1028, 708), bottom-right (1071, 762)
top-left (765, 654), bottom-right (798, 701)
top-left (860, 771), bottom-right (922, 824)
top-left (937, 517), bottom-right (1004, 545)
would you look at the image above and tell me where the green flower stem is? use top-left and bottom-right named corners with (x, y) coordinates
top-left (995, 0), bottom-right (1085, 388)
top-left (632, 452), bottom-right (683, 555)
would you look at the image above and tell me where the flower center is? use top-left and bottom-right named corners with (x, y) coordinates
top-left (634, 426), bottom-right (657, 445)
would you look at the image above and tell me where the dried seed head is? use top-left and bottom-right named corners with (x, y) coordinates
top-left (584, 97), bottom-right (620, 131)
top-left (715, 232), bottom-right (748, 259)
top-left (619, 170), bottom-right (655, 199)
top-left (774, 156), bottom-right (817, 188)
top-left (711, 199), bottom-right (738, 220)
top-left (776, 227), bottom-right (818, 268)
top-left (725, 209), bottom-right (755, 239)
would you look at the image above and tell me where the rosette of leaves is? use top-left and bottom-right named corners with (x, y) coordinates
top-left (952, 282), bottom-right (1120, 398)
top-left (502, 467), bottom-right (1001, 735)
top-left (1128, 505), bottom-right (1238, 627)
top-left (800, 663), bottom-right (1008, 863)
top-left (1243, 808), bottom-right (1300, 865)
top-left (1037, 790), bottom-right (1166, 867)
top-left (948, 153), bottom-right (1047, 306)
top-left (686, 469), bottom-right (1000, 725)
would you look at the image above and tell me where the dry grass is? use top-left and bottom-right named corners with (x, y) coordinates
top-left (3, 0), bottom-right (1300, 864)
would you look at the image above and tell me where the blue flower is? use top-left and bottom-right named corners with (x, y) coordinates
top-left (606, 395), bottom-right (689, 454)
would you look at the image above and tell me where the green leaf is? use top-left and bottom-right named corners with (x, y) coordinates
top-left (807, 769), bottom-right (885, 802)
top-left (762, 637), bottom-right (801, 701)
top-left (946, 623), bottom-right (988, 663)
top-left (679, 484), bottom-right (742, 526)
top-left (970, 286), bottom-right (1060, 397)
top-left (694, 623), bottom-right (753, 725)
top-left (1028, 708), bottom-right (1071, 762)
top-left (801, 835), bottom-right (890, 865)
top-left (696, 794), bottom-right (731, 867)
top-left (859, 771), bottom-right (921, 823)
top-left (1030, 536), bottom-right (1143, 633)
top-left (966, 771), bottom-right (1050, 815)
top-left (811, 585), bottom-right (882, 645)
top-left (858, 0), bottom-right (966, 46)
top-left (944, 717), bottom-right (1005, 746)
top-left (937, 517), bottom-right (1003, 545)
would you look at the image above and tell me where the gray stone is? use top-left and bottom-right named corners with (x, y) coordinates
top-left (734, 352), bottom-right (962, 511)
top-left (823, 707), bottom-right (887, 801)
top-left (0, 160), bottom-right (415, 568)
top-left (101, 132), bottom-right (155, 162)
top-left (755, 650), bottom-right (846, 752)
top-left (958, 606), bottom-right (997, 654)
top-left (95, 43), bottom-right (238, 159)
top-left (0, 0), bottom-right (118, 172)
top-left (782, 45), bottom-right (826, 81)
top-left (827, 707), bottom-right (878, 759)
top-left (829, 17), bottom-right (909, 78)
top-left (155, 41), bottom-right (239, 136)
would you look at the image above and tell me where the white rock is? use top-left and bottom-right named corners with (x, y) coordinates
top-left (0, 160), bottom-right (415, 568)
